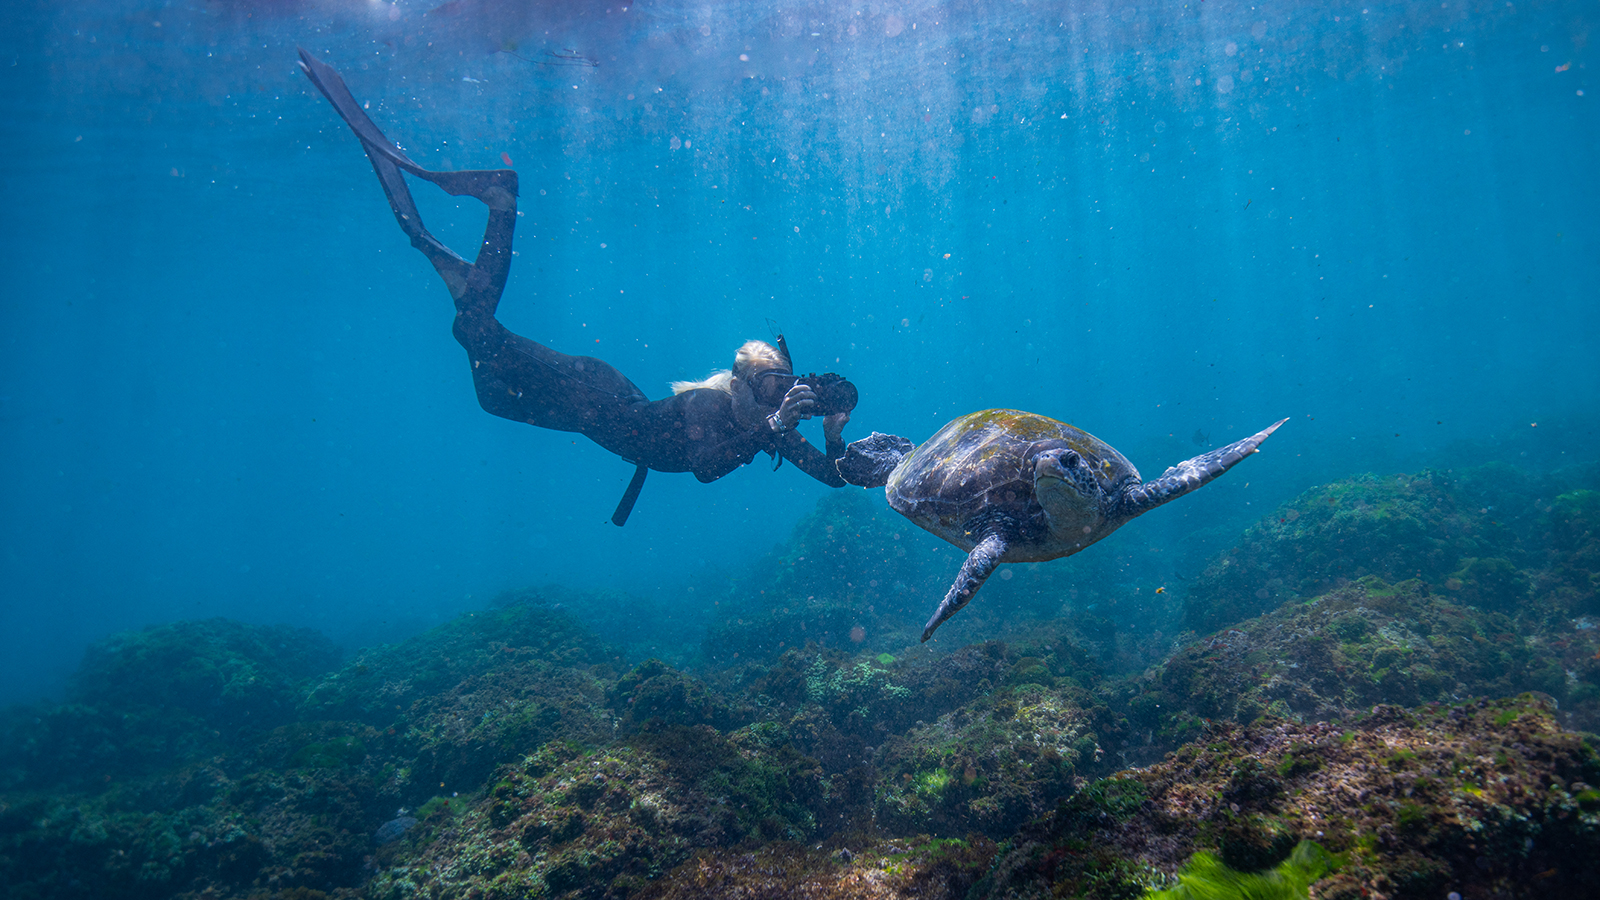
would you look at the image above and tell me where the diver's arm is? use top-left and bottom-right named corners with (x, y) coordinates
top-left (297, 48), bottom-right (517, 310)
top-left (682, 389), bottom-right (847, 485)
top-left (776, 428), bottom-right (848, 488)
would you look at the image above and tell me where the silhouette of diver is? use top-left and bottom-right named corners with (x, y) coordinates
top-left (297, 50), bottom-right (854, 525)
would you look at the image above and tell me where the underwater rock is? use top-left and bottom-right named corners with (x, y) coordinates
top-left (731, 637), bottom-right (1119, 839)
top-left (634, 834), bottom-right (998, 900)
top-left (299, 595), bottom-right (612, 726)
top-left (375, 814), bottom-right (419, 843)
top-left (971, 695), bottom-right (1600, 900)
top-left (743, 642), bottom-right (1042, 775)
top-left (70, 618), bottom-right (340, 723)
top-left (0, 618), bottom-right (339, 791)
top-left (1185, 471), bottom-right (1491, 632)
top-left (299, 596), bottom-right (618, 791)
top-left (703, 491), bottom-right (948, 664)
top-left (1108, 577), bottom-right (1591, 758)
top-left (608, 658), bottom-right (745, 733)
top-left (1537, 488), bottom-right (1600, 616)
top-left (0, 603), bottom-right (625, 899)
top-left (367, 731), bottom-right (821, 900)
top-left (872, 680), bottom-right (1101, 839)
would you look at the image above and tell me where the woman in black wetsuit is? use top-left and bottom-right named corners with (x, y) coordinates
top-left (297, 51), bottom-right (852, 523)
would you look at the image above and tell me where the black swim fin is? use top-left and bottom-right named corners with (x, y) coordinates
top-left (297, 48), bottom-right (516, 210)
top-left (298, 47), bottom-right (524, 303)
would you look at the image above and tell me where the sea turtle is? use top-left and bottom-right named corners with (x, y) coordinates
top-left (837, 410), bottom-right (1286, 641)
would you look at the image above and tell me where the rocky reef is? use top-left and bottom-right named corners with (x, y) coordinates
top-left (2, 454), bottom-right (1598, 899)
top-left (974, 696), bottom-right (1600, 900)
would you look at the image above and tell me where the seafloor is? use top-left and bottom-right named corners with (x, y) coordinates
top-left (3, 449), bottom-right (1599, 900)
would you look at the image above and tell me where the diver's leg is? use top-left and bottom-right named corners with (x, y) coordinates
top-left (297, 48), bottom-right (517, 312)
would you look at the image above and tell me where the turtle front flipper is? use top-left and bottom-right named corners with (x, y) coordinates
top-left (1119, 418), bottom-right (1288, 516)
top-left (838, 432), bottom-right (915, 488)
top-left (922, 530), bottom-right (1007, 642)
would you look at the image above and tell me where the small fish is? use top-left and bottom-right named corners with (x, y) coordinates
top-left (543, 49), bottom-right (598, 67)
top-left (462, 76), bottom-right (482, 83)
top-left (497, 48), bottom-right (599, 68)
top-left (1155, 586), bottom-right (1167, 594)
top-left (1192, 428), bottom-right (1210, 447)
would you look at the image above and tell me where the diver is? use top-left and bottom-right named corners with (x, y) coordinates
top-left (297, 50), bottom-right (857, 525)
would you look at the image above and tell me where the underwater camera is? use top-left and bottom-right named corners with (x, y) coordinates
top-left (795, 372), bottom-right (858, 416)
top-left (766, 333), bottom-right (859, 415)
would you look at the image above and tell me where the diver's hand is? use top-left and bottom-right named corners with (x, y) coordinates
top-left (823, 411), bottom-right (850, 444)
top-left (769, 383), bottom-right (817, 432)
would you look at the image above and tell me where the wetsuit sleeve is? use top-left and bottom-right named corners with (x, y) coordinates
top-left (676, 390), bottom-right (847, 486)
top-left (776, 430), bottom-right (848, 488)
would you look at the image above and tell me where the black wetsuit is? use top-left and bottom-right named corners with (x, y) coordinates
top-left (457, 315), bottom-right (845, 485)
top-left (298, 50), bottom-right (844, 496)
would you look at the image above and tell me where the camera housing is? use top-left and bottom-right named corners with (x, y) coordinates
top-left (795, 373), bottom-right (858, 416)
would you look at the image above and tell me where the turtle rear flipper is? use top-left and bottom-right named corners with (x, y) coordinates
top-left (1120, 418), bottom-right (1287, 516)
top-left (921, 530), bottom-right (1007, 642)
top-left (837, 432), bottom-right (915, 488)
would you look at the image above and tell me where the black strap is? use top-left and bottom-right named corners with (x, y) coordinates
top-left (610, 463), bottom-right (650, 526)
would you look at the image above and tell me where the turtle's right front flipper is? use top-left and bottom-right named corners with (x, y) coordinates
top-left (837, 432), bottom-right (914, 488)
top-left (921, 530), bottom-right (1006, 642)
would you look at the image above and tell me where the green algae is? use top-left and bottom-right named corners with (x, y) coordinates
top-left (1145, 841), bottom-right (1340, 900)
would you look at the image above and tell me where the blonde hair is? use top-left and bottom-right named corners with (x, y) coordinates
top-left (670, 340), bottom-right (789, 395)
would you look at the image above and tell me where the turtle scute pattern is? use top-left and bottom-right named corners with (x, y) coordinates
top-left (885, 410), bottom-right (1137, 554)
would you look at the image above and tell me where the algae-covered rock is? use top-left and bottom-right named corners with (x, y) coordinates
top-left (873, 680), bottom-right (1101, 839)
top-left (1185, 472), bottom-right (1490, 631)
top-left (300, 595), bottom-right (611, 726)
top-left (1538, 489), bottom-right (1600, 615)
top-left (0, 618), bottom-right (339, 790)
top-left (972, 696), bottom-right (1600, 900)
top-left (8, 453), bottom-right (1600, 900)
top-left (634, 834), bottom-right (998, 900)
top-left (1147, 840), bottom-right (1340, 900)
top-left (703, 491), bottom-right (947, 663)
top-left (609, 658), bottom-right (745, 733)
top-left (299, 595), bottom-right (618, 792)
top-left (70, 618), bottom-right (339, 723)
top-left (369, 728), bottom-right (821, 900)
top-left (1109, 578), bottom-right (1576, 758)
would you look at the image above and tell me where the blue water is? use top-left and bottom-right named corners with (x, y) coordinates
top-left (1, 0), bottom-right (1595, 705)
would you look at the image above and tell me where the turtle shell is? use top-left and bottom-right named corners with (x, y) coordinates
top-left (885, 409), bottom-right (1140, 559)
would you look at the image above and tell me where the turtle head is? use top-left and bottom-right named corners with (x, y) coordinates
top-left (836, 432), bottom-right (915, 489)
top-left (1034, 448), bottom-right (1109, 544)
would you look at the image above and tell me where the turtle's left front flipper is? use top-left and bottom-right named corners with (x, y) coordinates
top-left (1120, 418), bottom-right (1288, 516)
top-left (921, 531), bottom-right (1006, 642)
